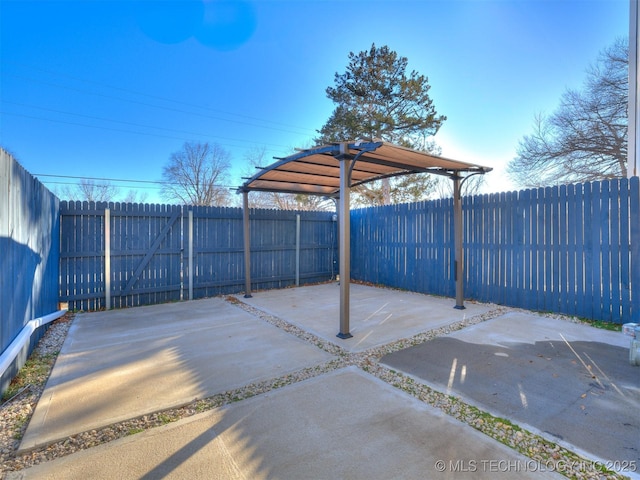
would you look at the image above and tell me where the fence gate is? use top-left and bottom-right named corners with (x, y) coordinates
top-left (60, 202), bottom-right (185, 310)
top-left (59, 202), bottom-right (338, 311)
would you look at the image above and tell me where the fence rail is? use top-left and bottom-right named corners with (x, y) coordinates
top-left (59, 202), bottom-right (337, 311)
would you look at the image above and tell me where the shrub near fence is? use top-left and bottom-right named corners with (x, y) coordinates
top-left (352, 177), bottom-right (640, 324)
top-left (59, 201), bottom-right (338, 311)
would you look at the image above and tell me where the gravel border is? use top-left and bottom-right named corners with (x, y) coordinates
top-left (0, 296), bottom-right (630, 479)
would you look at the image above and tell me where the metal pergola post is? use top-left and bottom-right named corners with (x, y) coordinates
top-left (242, 190), bottom-right (252, 298)
top-left (337, 142), bottom-right (353, 338)
top-left (452, 175), bottom-right (465, 309)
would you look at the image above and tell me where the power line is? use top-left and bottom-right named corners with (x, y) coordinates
top-left (1, 110), bottom-right (283, 156)
top-left (34, 173), bottom-right (166, 184)
top-left (4, 61), bottom-right (319, 135)
top-left (3, 100), bottom-right (294, 151)
top-left (35, 174), bottom-right (237, 190)
top-left (4, 71), bottom-right (319, 138)
top-left (43, 180), bottom-right (162, 190)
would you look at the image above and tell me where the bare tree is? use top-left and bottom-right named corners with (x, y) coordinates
top-left (122, 189), bottom-right (148, 204)
top-left (432, 175), bottom-right (486, 200)
top-left (508, 38), bottom-right (628, 188)
top-left (61, 179), bottom-right (119, 202)
top-left (161, 141), bottom-right (231, 206)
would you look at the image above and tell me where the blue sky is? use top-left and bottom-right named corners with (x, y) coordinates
top-left (0, 0), bottom-right (631, 204)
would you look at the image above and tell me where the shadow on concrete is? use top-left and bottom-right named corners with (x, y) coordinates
top-left (381, 336), bottom-right (640, 465)
top-left (19, 297), bottom-right (334, 451)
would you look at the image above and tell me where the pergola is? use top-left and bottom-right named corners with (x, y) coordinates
top-left (238, 140), bottom-right (492, 339)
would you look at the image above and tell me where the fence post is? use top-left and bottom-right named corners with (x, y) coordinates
top-left (631, 177), bottom-right (640, 322)
top-left (295, 214), bottom-right (300, 286)
top-left (629, 0), bottom-right (639, 178)
top-left (453, 175), bottom-right (465, 309)
top-left (243, 191), bottom-right (252, 298)
top-left (188, 209), bottom-right (194, 301)
top-left (104, 208), bottom-right (111, 310)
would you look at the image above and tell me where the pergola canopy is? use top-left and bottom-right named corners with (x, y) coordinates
top-left (240, 140), bottom-right (492, 196)
top-left (239, 140), bottom-right (493, 339)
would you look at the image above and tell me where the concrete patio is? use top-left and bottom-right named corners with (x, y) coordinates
top-left (10, 283), bottom-right (638, 479)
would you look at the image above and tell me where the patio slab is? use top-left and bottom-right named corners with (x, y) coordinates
top-left (11, 285), bottom-right (638, 479)
top-left (9, 367), bottom-right (563, 480)
top-left (20, 297), bottom-right (334, 450)
top-left (238, 282), bottom-right (494, 352)
top-left (381, 312), bottom-right (640, 471)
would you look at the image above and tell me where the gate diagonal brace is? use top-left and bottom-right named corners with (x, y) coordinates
top-left (121, 210), bottom-right (181, 295)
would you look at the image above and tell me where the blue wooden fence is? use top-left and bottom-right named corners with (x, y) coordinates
top-left (1, 150), bottom-right (60, 394)
top-left (352, 177), bottom-right (640, 324)
top-left (5, 155), bottom-right (636, 397)
top-left (351, 198), bottom-right (454, 296)
top-left (59, 202), bottom-right (337, 311)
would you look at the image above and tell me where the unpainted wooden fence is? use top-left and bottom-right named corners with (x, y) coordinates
top-left (59, 202), bottom-right (337, 311)
top-left (351, 177), bottom-right (640, 324)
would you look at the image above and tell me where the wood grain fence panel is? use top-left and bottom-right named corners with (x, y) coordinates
top-left (588, 182), bottom-right (601, 319)
top-left (532, 188), bottom-right (543, 310)
top-left (550, 186), bottom-right (561, 312)
top-left (575, 183), bottom-right (588, 318)
top-left (600, 181), bottom-right (612, 320)
top-left (630, 177), bottom-right (640, 323)
top-left (487, 193), bottom-right (498, 301)
top-left (609, 179), bottom-right (622, 322)
top-left (566, 184), bottom-right (577, 316)
top-left (1, 150), bottom-right (60, 394)
top-left (620, 179), bottom-right (632, 321)
top-left (463, 195), bottom-right (475, 299)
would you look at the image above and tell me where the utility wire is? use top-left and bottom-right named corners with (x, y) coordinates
top-left (3, 100), bottom-right (294, 151)
top-left (4, 61), bottom-right (318, 135)
top-left (4, 71), bottom-right (318, 137)
top-left (1, 110), bottom-right (283, 156)
top-left (43, 180), bottom-right (163, 190)
top-left (3, 61), bottom-right (317, 135)
top-left (36, 174), bottom-right (237, 190)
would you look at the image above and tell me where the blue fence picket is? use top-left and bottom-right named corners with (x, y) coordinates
top-left (600, 181), bottom-right (611, 320)
top-left (630, 177), bottom-right (640, 323)
top-left (351, 178), bottom-right (638, 324)
top-left (565, 184), bottom-right (576, 316)
top-left (620, 179), bottom-right (632, 321)
top-left (609, 180), bottom-right (621, 322)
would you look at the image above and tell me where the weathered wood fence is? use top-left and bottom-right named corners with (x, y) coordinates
top-left (59, 202), bottom-right (337, 311)
top-left (352, 177), bottom-right (640, 324)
